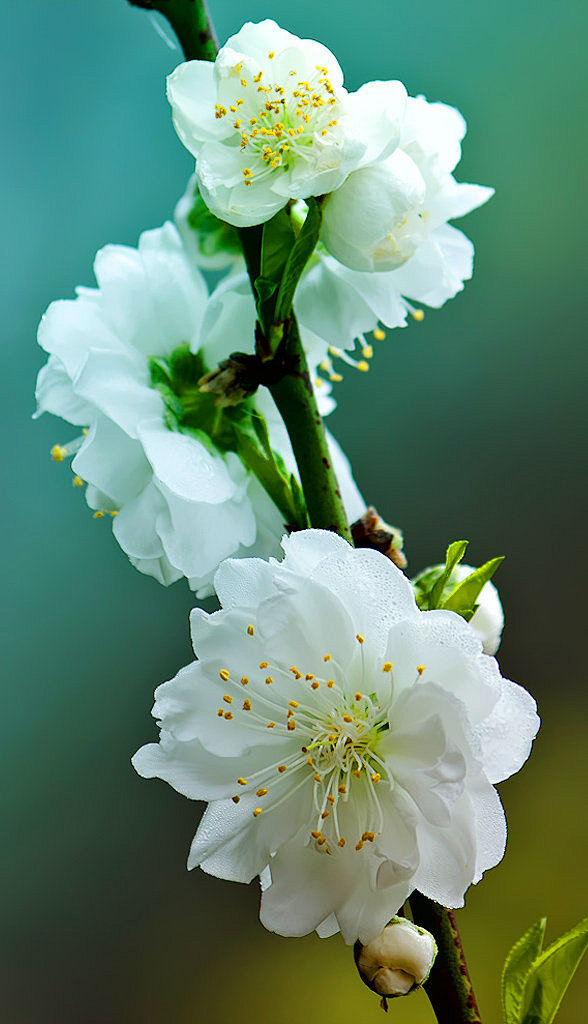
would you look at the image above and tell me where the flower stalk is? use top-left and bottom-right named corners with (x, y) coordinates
top-left (126, 3), bottom-right (484, 1022)
top-left (126, 0), bottom-right (217, 61)
top-left (409, 894), bottom-right (482, 1024)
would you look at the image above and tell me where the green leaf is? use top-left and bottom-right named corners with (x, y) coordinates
top-left (428, 540), bottom-right (469, 609)
top-left (442, 556), bottom-right (504, 616)
top-left (260, 207), bottom-right (295, 284)
top-left (274, 197), bottom-right (323, 322)
top-left (502, 919), bottom-right (547, 1024)
top-left (253, 275), bottom-right (278, 307)
top-left (520, 918), bottom-right (588, 1024)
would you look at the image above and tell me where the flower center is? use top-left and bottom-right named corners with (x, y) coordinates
top-left (215, 56), bottom-right (343, 186)
top-left (217, 627), bottom-right (398, 855)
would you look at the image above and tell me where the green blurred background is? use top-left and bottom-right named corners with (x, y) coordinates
top-left (2, 0), bottom-right (587, 1020)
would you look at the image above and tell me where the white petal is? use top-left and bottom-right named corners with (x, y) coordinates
top-left (73, 350), bottom-right (162, 437)
top-left (35, 355), bottom-right (94, 425)
top-left (72, 416), bottom-right (150, 505)
top-left (345, 80), bottom-right (407, 166)
top-left (167, 60), bottom-right (224, 154)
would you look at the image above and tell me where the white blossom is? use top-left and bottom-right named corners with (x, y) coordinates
top-left (300, 94), bottom-right (494, 355)
top-left (35, 225), bottom-right (364, 595)
top-left (133, 530), bottom-right (539, 943)
top-left (167, 19), bottom-right (406, 227)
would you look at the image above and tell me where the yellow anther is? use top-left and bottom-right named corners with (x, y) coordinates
top-left (326, 680), bottom-right (335, 688)
top-left (297, 126), bottom-right (304, 134)
top-left (356, 633), bottom-right (365, 644)
top-left (93, 511), bottom-right (104, 519)
top-left (277, 765), bottom-right (287, 773)
top-left (311, 829), bottom-right (322, 838)
top-left (305, 673), bottom-right (314, 681)
top-left (110, 510), bottom-right (119, 517)
top-left (224, 711), bottom-right (233, 720)
top-left (330, 372), bottom-right (343, 383)
top-left (236, 98), bottom-right (244, 106)
top-left (217, 709), bottom-right (224, 717)
top-left (219, 669), bottom-right (230, 682)
top-left (229, 105), bottom-right (236, 112)
top-left (311, 681), bottom-right (320, 690)
top-left (412, 309), bottom-right (425, 322)
top-left (338, 784), bottom-right (347, 794)
top-left (313, 773), bottom-right (321, 783)
top-left (288, 700), bottom-right (299, 709)
top-left (242, 699), bottom-right (251, 711)
top-left (253, 807), bottom-right (262, 818)
top-left (51, 444), bottom-right (67, 462)
top-left (259, 660), bottom-right (268, 669)
top-left (222, 694), bottom-right (232, 704)
top-left (232, 795), bottom-right (240, 803)
top-left (373, 327), bottom-right (386, 341)
top-left (253, 71), bottom-right (263, 83)
top-left (267, 51), bottom-right (275, 58)
top-left (382, 662), bottom-right (393, 673)
top-left (326, 795), bottom-right (336, 804)
top-left (371, 773), bottom-right (381, 783)
top-left (353, 769), bottom-right (362, 778)
top-left (234, 119), bottom-right (242, 129)
top-left (354, 692), bottom-right (363, 701)
top-left (72, 475), bottom-right (84, 487)
top-left (265, 676), bottom-right (274, 686)
top-left (337, 837), bottom-right (346, 848)
top-left (240, 77), bottom-right (247, 87)
top-left (342, 715), bottom-right (353, 724)
top-left (214, 104), bottom-right (227, 119)
top-left (321, 810), bottom-right (330, 819)
top-left (328, 733), bottom-right (337, 742)
top-left (256, 787), bottom-right (268, 797)
top-left (287, 719), bottom-right (297, 731)
top-left (267, 721), bottom-right (276, 728)
top-left (323, 654), bottom-right (332, 662)
top-left (246, 624), bottom-right (255, 636)
top-left (244, 180), bottom-right (253, 186)
top-left (417, 665), bottom-right (426, 676)
top-left (362, 344), bottom-right (374, 359)
top-left (321, 129), bottom-right (327, 136)
top-left (362, 831), bottom-right (375, 842)
top-left (287, 708), bottom-right (294, 719)
top-left (317, 836), bottom-right (327, 846)
top-left (357, 360), bottom-right (370, 372)
top-left (355, 840), bottom-right (364, 851)
top-left (241, 676), bottom-right (249, 686)
top-left (237, 777), bottom-right (248, 786)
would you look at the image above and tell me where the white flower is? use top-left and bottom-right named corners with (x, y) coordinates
top-left (167, 19), bottom-right (406, 227)
top-left (133, 530), bottom-right (539, 943)
top-left (300, 94), bottom-right (494, 354)
top-left (355, 916), bottom-right (437, 997)
top-left (35, 225), bottom-right (364, 595)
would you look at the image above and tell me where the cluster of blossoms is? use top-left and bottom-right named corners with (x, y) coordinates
top-left (35, 16), bottom-right (538, 951)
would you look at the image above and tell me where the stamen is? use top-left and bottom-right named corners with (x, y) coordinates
top-left (246, 625), bottom-right (255, 636)
top-left (219, 669), bottom-right (230, 682)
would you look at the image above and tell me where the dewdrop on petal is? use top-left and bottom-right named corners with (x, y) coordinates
top-left (354, 917), bottom-right (437, 1002)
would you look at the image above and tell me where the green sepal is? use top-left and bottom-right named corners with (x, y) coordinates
top-left (274, 197), bottom-right (323, 323)
top-left (442, 556), bottom-right (505, 617)
top-left (422, 540), bottom-right (469, 610)
top-left (502, 919), bottom-right (547, 1024)
top-left (519, 918), bottom-right (588, 1024)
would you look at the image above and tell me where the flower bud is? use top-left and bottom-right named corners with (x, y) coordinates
top-left (321, 151), bottom-right (426, 272)
top-left (451, 564), bottom-right (504, 654)
top-left (351, 507), bottom-right (407, 569)
top-left (354, 917), bottom-right (437, 1000)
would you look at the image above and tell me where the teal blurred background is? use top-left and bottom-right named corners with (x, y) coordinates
top-left (2, 0), bottom-right (587, 1020)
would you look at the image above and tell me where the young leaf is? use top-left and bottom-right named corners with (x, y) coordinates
top-left (274, 197), bottom-right (323, 322)
top-left (501, 918), bottom-right (547, 1024)
top-left (260, 207), bottom-right (295, 284)
top-left (520, 918), bottom-right (588, 1024)
top-left (428, 540), bottom-right (469, 609)
top-left (442, 556), bottom-right (504, 616)
top-left (254, 275), bottom-right (278, 308)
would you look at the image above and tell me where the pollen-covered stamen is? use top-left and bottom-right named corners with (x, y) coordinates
top-left (216, 59), bottom-right (344, 190)
top-left (50, 434), bottom-right (86, 462)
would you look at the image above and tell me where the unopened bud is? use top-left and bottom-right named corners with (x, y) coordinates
top-left (354, 917), bottom-right (437, 1004)
top-left (351, 507), bottom-right (407, 569)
